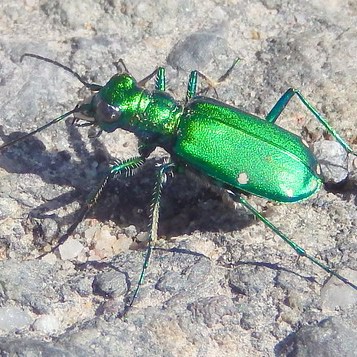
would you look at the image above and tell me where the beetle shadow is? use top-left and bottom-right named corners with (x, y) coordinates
top-left (323, 178), bottom-right (357, 206)
top-left (1, 118), bottom-right (356, 247)
top-left (0, 120), bottom-right (251, 247)
top-left (88, 160), bottom-right (252, 237)
top-left (0, 121), bottom-right (112, 239)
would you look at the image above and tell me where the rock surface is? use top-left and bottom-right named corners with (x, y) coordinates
top-left (0, 1), bottom-right (356, 356)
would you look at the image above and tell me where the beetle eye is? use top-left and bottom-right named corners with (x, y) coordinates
top-left (94, 96), bottom-right (121, 123)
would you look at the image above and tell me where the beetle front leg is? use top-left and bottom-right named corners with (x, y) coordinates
top-left (72, 156), bottom-right (147, 229)
top-left (125, 161), bottom-right (175, 314)
top-left (45, 156), bottom-right (146, 255)
top-left (138, 67), bottom-right (166, 91)
top-left (185, 58), bottom-right (240, 103)
top-left (228, 190), bottom-right (357, 291)
top-left (115, 60), bottom-right (166, 91)
top-left (265, 88), bottom-right (356, 155)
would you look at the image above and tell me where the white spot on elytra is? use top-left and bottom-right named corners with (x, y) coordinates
top-left (316, 165), bottom-right (321, 175)
top-left (286, 188), bottom-right (294, 197)
top-left (237, 172), bottom-right (249, 185)
top-left (302, 139), bottom-right (309, 148)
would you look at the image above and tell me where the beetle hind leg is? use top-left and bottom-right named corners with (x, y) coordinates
top-left (265, 88), bottom-right (356, 155)
top-left (228, 189), bottom-right (357, 291)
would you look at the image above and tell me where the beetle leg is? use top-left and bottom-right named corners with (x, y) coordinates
top-left (228, 190), bottom-right (357, 291)
top-left (113, 58), bottom-right (130, 74)
top-left (109, 156), bottom-right (146, 177)
top-left (154, 67), bottom-right (166, 91)
top-left (126, 161), bottom-right (175, 313)
top-left (265, 88), bottom-right (356, 155)
top-left (185, 57), bottom-right (240, 103)
top-left (41, 156), bottom-right (146, 256)
top-left (216, 57), bottom-right (241, 83)
top-left (138, 67), bottom-right (166, 91)
top-left (75, 156), bottom-right (146, 237)
top-left (185, 70), bottom-right (197, 102)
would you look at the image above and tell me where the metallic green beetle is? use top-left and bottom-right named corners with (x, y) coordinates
top-left (1, 54), bottom-right (356, 314)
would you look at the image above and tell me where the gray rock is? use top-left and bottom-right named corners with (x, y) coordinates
top-left (313, 140), bottom-right (349, 185)
top-left (277, 317), bottom-right (357, 357)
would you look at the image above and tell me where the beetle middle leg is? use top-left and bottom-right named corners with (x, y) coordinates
top-left (227, 189), bottom-right (357, 290)
top-left (265, 88), bottom-right (356, 155)
top-left (125, 161), bottom-right (175, 313)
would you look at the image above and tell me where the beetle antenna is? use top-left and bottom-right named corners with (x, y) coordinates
top-left (21, 53), bottom-right (102, 91)
top-left (0, 107), bottom-right (81, 151)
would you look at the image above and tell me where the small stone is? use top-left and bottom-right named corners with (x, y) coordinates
top-left (0, 307), bottom-right (32, 332)
top-left (58, 238), bottom-right (84, 260)
top-left (41, 252), bottom-right (57, 264)
top-left (321, 269), bottom-right (357, 311)
top-left (32, 315), bottom-right (60, 334)
top-left (93, 271), bottom-right (127, 297)
top-left (123, 225), bottom-right (137, 238)
top-left (136, 232), bottom-right (148, 242)
top-left (280, 317), bottom-right (357, 356)
top-left (84, 225), bottom-right (98, 242)
top-left (312, 140), bottom-right (349, 184)
top-left (167, 32), bottom-right (229, 71)
top-left (112, 234), bottom-right (132, 254)
top-left (93, 228), bottom-right (117, 258)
